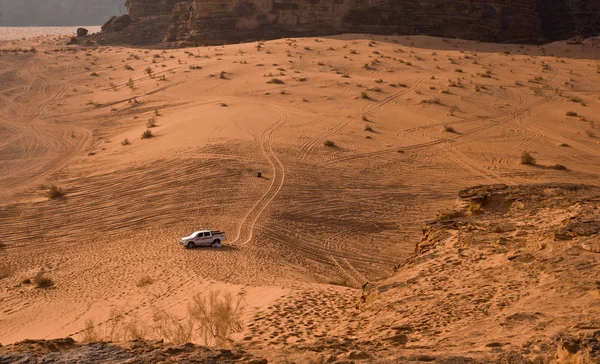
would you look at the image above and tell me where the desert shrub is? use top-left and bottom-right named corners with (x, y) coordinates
top-left (362, 115), bottom-right (368, 121)
top-left (557, 142), bottom-right (570, 147)
top-left (455, 68), bottom-right (464, 73)
top-left (124, 64), bottom-right (134, 70)
top-left (47, 185), bottom-right (64, 199)
top-left (566, 111), bottom-right (578, 117)
top-left (441, 89), bottom-right (451, 94)
top-left (81, 319), bottom-right (100, 343)
top-left (361, 91), bottom-right (369, 99)
top-left (145, 67), bottom-right (153, 76)
top-left (188, 290), bottom-right (245, 346)
top-left (443, 124), bottom-right (455, 133)
top-left (323, 140), bottom-right (336, 147)
top-left (520, 151), bottom-right (536, 165)
top-left (548, 164), bottom-right (567, 170)
top-left (154, 108), bottom-right (160, 116)
top-left (121, 139), bottom-right (130, 146)
top-left (137, 276), bottom-right (153, 287)
top-left (146, 117), bottom-right (156, 128)
top-left (364, 125), bottom-right (373, 132)
top-left (152, 308), bottom-right (194, 345)
top-left (219, 71), bottom-right (227, 79)
top-left (141, 130), bottom-right (153, 139)
top-left (267, 78), bottom-right (284, 84)
top-left (126, 78), bottom-right (134, 89)
top-left (33, 272), bottom-right (54, 288)
top-left (189, 65), bottom-right (202, 70)
top-left (90, 71), bottom-right (98, 77)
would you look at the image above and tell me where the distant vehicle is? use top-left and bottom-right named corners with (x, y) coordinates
top-left (180, 230), bottom-right (226, 248)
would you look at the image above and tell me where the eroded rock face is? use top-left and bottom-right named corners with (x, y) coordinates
top-left (107, 0), bottom-right (600, 45)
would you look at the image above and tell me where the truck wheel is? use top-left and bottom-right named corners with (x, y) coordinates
top-left (212, 239), bottom-right (221, 248)
top-left (187, 242), bottom-right (195, 249)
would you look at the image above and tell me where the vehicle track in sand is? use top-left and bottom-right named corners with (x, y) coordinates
top-left (298, 77), bottom-right (426, 160)
top-left (229, 105), bottom-right (289, 247)
top-left (326, 66), bottom-right (562, 166)
top-left (0, 53), bottom-right (91, 195)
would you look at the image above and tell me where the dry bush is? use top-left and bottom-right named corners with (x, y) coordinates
top-left (267, 78), bottom-right (284, 84)
top-left (47, 185), bottom-right (64, 199)
top-left (188, 291), bottom-right (245, 346)
top-left (323, 140), bottom-right (336, 147)
top-left (104, 308), bottom-right (125, 342)
top-left (137, 276), bottom-right (153, 287)
top-left (146, 117), bottom-right (156, 128)
top-left (141, 130), bottom-right (153, 139)
top-left (124, 64), bottom-right (134, 71)
top-left (520, 151), bottom-right (536, 165)
top-left (360, 91), bottom-right (369, 99)
top-left (566, 111), bottom-right (578, 117)
top-left (81, 319), bottom-right (100, 343)
top-left (152, 308), bottom-right (194, 345)
top-left (33, 272), bottom-right (54, 288)
top-left (443, 124), bottom-right (456, 133)
top-left (154, 108), bottom-right (160, 116)
top-left (121, 139), bottom-right (130, 146)
top-left (364, 125), bottom-right (373, 132)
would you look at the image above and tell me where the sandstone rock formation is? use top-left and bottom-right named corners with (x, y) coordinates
top-left (101, 14), bottom-right (133, 33)
top-left (95, 0), bottom-right (600, 46)
top-left (77, 28), bottom-right (89, 37)
top-left (356, 183), bottom-right (600, 362)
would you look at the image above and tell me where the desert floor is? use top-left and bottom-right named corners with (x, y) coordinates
top-left (0, 33), bottom-right (599, 354)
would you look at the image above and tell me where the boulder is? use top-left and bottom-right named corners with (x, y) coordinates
top-left (101, 14), bottom-right (132, 33)
top-left (77, 28), bottom-right (89, 37)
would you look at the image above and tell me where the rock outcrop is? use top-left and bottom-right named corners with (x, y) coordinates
top-left (101, 14), bottom-right (133, 32)
top-left (356, 183), bottom-right (600, 362)
top-left (0, 338), bottom-right (266, 363)
top-left (94, 0), bottom-right (600, 46)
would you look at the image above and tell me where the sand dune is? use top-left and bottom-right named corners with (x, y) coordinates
top-left (0, 33), bottom-right (599, 360)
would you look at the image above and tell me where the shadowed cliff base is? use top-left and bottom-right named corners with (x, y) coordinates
top-left (89, 0), bottom-right (600, 47)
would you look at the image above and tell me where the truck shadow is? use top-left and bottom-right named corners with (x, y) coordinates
top-left (186, 245), bottom-right (238, 252)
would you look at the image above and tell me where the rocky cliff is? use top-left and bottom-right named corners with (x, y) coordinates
top-left (96, 0), bottom-right (600, 45)
top-left (0, 0), bottom-right (126, 26)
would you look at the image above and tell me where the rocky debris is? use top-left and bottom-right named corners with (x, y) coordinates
top-left (0, 338), bottom-right (265, 363)
top-left (101, 14), bottom-right (133, 33)
top-left (76, 28), bottom-right (89, 37)
top-left (91, 0), bottom-right (600, 46)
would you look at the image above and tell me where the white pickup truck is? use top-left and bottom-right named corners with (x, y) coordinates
top-left (180, 230), bottom-right (226, 248)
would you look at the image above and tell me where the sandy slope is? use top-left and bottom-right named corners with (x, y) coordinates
top-left (0, 33), bottom-right (599, 359)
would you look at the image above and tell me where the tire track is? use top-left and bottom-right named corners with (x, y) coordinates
top-left (230, 105), bottom-right (288, 247)
top-left (299, 77), bottom-right (426, 160)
